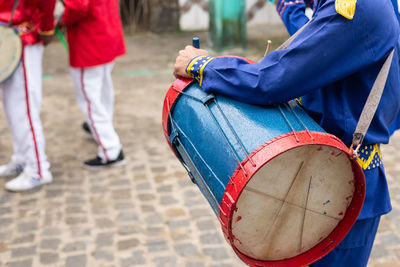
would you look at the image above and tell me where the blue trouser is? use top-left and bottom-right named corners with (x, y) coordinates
top-left (311, 216), bottom-right (381, 267)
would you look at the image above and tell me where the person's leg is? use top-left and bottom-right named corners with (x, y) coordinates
top-left (80, 62), bottom-right (116, 136)
top-left (70, 64), bottom-right (123, 168)
top-left (101, 62), bottom-right (115, 118)
top-left (4, 44), bottom-right (52, 191)
top-left (311, 216), bottom-right (381, 267)
top-left (0, 63), bottom-right (26, 176)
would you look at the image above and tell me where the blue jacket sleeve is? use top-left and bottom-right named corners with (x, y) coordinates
top-left (276, 0), bottom-right (310, 35)
top-left (196, 1), bottom-right (398, 106)
top-left (390, 0), bottom-right (399, 22)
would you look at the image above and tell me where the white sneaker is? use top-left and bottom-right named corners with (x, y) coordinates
top-left (5, 172), bottom-right (53, 192)
top-left (0, 162), bottom-right (24, 177)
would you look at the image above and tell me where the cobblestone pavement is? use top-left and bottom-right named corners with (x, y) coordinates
top-left (0, 28), bottom-right (399, 267)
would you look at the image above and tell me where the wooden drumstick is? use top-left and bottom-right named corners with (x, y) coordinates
top-left (264, 40), bottom-right (272, 57)
top-left (257, 40), bottom-right (272, 62)
top-left (192, 37), bottom-right (200, 49)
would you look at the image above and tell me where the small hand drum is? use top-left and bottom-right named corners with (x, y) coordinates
top-left (162, 76), bottom-right (365, 266)
top-left (0, 25), bottom-right (22, 83)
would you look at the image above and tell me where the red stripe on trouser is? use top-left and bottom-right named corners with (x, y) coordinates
top-left (80, 69), bottom-right (110, 161)
top-left (22, 50), bottom-right (42, 178)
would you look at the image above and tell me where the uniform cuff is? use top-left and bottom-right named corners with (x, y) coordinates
top-left (186, 56), bottom-right (214, 86)
top-left (277, 0), bottom-right (306, 17)
top-left (276, 0), bottom-right (286, 16)
top-left (305, 0), bottom-right (315, 8)
top-left (38, 29), bottom-right (55, 35)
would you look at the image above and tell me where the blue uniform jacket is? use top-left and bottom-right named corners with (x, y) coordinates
top-left (188, 0), bottom-right (400, 219)
top-left (276, 0), bottom-right (399, 35)
top-left (276, 0), bottom-right (400, 137)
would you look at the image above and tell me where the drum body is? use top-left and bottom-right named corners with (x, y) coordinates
top-left (0, 25), bottom-right (22, 84)
top-left (162, 78), bottom-right (365, 266)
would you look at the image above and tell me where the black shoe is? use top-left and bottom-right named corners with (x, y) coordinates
top-left (82, 122), bottom-right (91, 134)
top-left (83, 150), bottom-right (126, 170)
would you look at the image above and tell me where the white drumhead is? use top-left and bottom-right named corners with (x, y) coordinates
top-left (0, 26), bottom-right (22, 83)
top-left (231, 145), bottom-right (355, 261)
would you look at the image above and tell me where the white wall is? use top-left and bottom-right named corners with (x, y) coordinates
top-left (179, 0), bottom-right (209, 31)
top-left (179, 0), bottom-right (281, 31)
top-left (247, 0), bottom-right (282, 26)
top-left (179, 0), bottom-right (400, 31)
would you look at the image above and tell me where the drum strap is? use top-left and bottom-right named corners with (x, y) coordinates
top-left (278, 19), bottom-right (395, 157)
top-left (277, 20), bottom-right (311, 50)
top-left (8, 0), bottom-right (21, 27)
top-left (352, 50), bottom-right (395, 153)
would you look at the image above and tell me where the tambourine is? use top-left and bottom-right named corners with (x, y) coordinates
top-left (0, 25), bottom-right (22, 84)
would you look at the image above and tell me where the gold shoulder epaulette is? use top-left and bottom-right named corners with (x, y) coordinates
top-left (335, 0), bottom-right (357, 19)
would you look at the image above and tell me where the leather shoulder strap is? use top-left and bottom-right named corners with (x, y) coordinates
top-left (277, 20), bottom-right (311, 50)
top-left (352, 50), bottom-right (395, 151)
top-left (276, 19), bottom-right (396, 154)
top-left (8, 0), bottom-right (21, 27)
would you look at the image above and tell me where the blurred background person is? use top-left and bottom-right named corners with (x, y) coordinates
top-left (59, 0), bottom-right (126, 170)
top-left (0, 0), bottom-right (55, 191)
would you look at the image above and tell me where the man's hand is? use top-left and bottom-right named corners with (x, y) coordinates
top-left (174, 46), bottom-right (210, 78)
top-left (39, 33), bottom-right (54, 46)
top-left (56, 20), bottom-right (66, 32)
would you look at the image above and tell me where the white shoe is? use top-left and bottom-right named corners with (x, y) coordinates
top-left (0, 162), bottom-right (24, 177)
top-left (5, 172), bottom-right (53, 192)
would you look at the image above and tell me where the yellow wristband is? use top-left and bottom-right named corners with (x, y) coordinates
top-left (186, 56), bottom-right (214, 85)
top-left (38, 29), bottom-right (55, 36)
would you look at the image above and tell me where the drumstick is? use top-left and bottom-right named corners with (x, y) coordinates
top-left (55, 27), bottom-right (68, 51)
top-left (263, 40), bottom-right (272, 57)
top-left (55, 0), bottom-right (68, 51)
top-left (192, 37), bottom-right (200, 49)
top-left (257, 40), bottom-right (272, 62)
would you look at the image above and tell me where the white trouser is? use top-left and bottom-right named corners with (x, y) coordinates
top-left (70, 62), bottom-right (121, 161)
top-left (0, 44), bottom-right (50, 178)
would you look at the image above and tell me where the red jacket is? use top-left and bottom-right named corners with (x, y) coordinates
top-left (62, 0), bottom-right (126, 68)
top-left (0, 0), bottom-right (55, 45)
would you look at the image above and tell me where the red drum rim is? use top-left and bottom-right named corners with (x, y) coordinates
top-left (162, 57), bottom-right (256, 146)
top-left (162, 77), bottom-right (194, 156)
top-left (162, 77), bottom-right (194, 141)
top-left (219, 131), bottom-right (366, 267)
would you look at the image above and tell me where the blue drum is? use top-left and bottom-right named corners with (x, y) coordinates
top-left (162, 78), bottom-right (365, 266)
